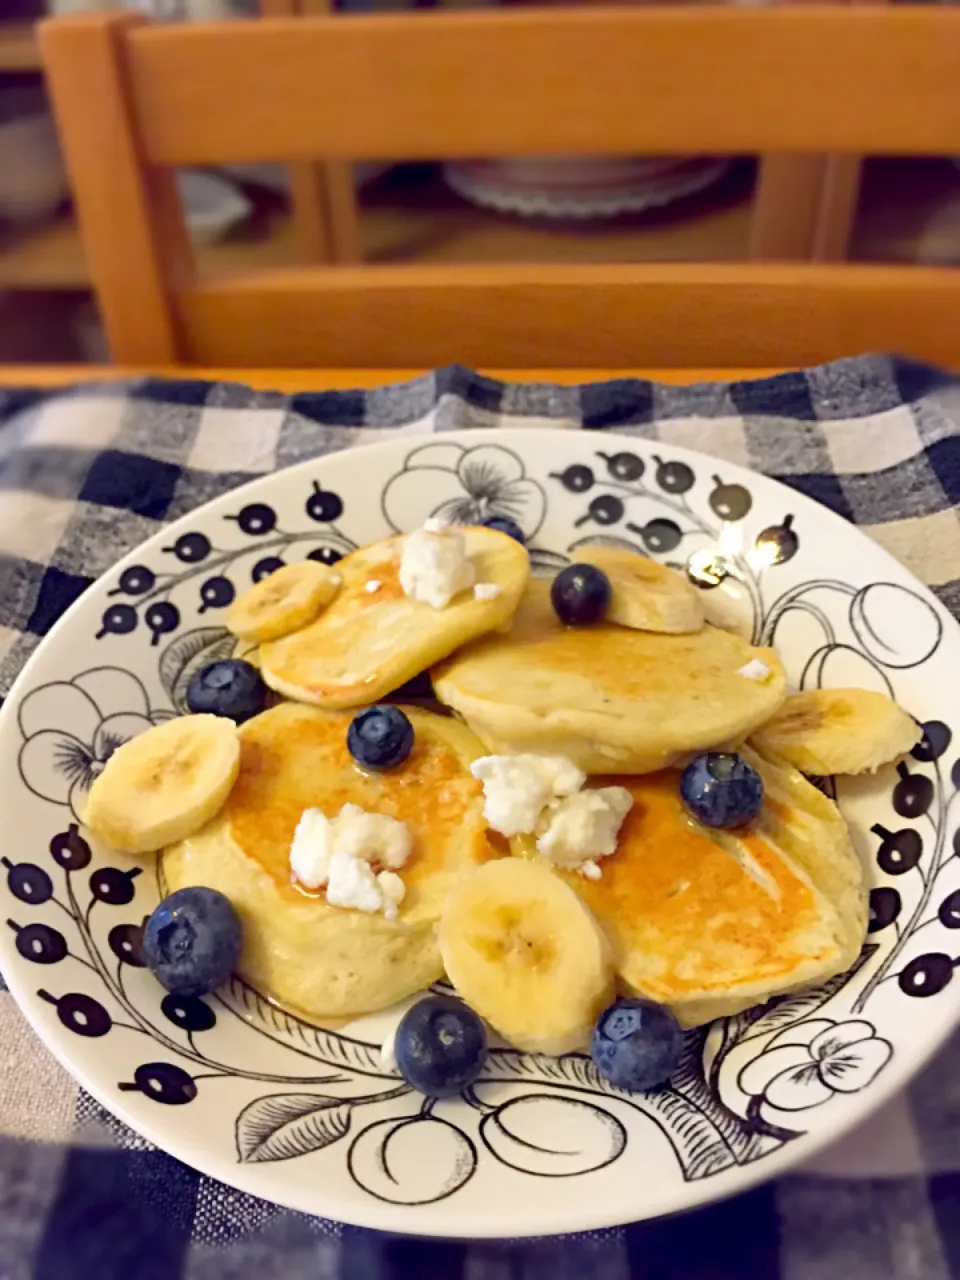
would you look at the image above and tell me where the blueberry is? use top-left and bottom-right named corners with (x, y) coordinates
top-left (550, 564), bottom-right (611, 626)
top-left (394, 996), bottom-right (487, 1098)
top-left (143, 887), bottom-right (242, 998)
top-left (480, 515), bottom-right (526, 546)
top-left (591, 998), bottom-right (683, 1091)
top-left (186, 659), bottom-right (267, 724)
top-left (679, 753), bottom-right (763, 829)
top-left (347, 706), bottom-right (414, 771)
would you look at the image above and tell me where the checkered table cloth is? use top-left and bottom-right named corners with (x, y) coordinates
top-left (2, 357), bottom-right (960, 1280)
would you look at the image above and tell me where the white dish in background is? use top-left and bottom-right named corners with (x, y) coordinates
top-left (443, 157), bottom-right (730, 220)
top-left (0, 428), bottom-right (958, 1237)
top-left (177, 170), bottom-right (252, 245)
top-left (0, 111), bottom-right (68, 225)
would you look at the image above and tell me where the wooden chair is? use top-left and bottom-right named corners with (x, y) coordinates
top-left (39, 6), bottom-right (960, 369)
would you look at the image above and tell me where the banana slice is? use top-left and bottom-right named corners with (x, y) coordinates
top-left (260, 528), bottom-right (529, 709)
top-left (750, 688), bottom-right (921, 775)
top-left (575, 546), bottom-right (704, 634)
top-left (227, 561), bottom-right (341, 644)
top-left (84, 715), bottom-right (240, 854)
top-left (437, 859), bottom-right (614, 1055)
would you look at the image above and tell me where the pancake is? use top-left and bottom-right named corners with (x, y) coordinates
top-left (517, 748), bottom-right (866, 1027)
top-left (433, 580), bottom-right (787, 773)
top-left (259, 527), bottom-right (529, 709)
top-left (161, 702), bottom-right (499, 1019)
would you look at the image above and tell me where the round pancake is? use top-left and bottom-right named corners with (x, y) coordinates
top-left (259, 527), bottom-right (529, 709)
top-left (433, 580), bottom-right (788, 773)
top-left (161, 702), bottom-right (499, 1019)
top-left (516, 749), bottom-right (866, 1027)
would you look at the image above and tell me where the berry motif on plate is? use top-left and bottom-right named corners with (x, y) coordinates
top-left (228, 503), bottom-right (278, 537)
top-left (597, 451), bottom-right (644, 482)
top-left (308, 547), bottom-right (344, 566)
top-left (96, 477), bottom-right (353, 647)
top-left (852, 721), bottom-right (960, 1010)
top-left (252, 556), bottom-right (285, 583)
top-left (120, 1063), bottom-right (198, 1106)
top-left (109, 566), bottom-right (156, 597)
top-left (39, 989), bottom-right (113, 1037)
top-left (754, 515), bottom-right (799, 567)
top-left (3, 857), bottom-right (53, 905)
top-left (306, 483), bottom-right (344, 524)
top-left (11, 921), bottom-right (68, 964)
top-left (708, 476), bottom-right (753, 522)
top-left (164, 532), bottom-right (211, 564)
top-left (108, 920), bottom-right (147, 967)
top-left (651, 456), bottom-right (695, 495)
top-left (198, 577), bottom-right (235, 614)
top-left (576, 494), bottom-right (624, 529)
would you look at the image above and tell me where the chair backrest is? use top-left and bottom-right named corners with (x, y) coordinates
top-left (40, 6), bottom-right (960, 369)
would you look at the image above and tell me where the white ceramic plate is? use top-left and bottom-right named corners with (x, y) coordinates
top-left (1, 428), bottom-right (958, 1238)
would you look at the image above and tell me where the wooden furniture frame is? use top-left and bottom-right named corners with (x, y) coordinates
top-left (39, 6), bottom-right (960, 368)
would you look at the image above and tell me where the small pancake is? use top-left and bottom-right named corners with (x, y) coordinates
top-left (161, 702), bottom-right (499, 1019)
top-left (260, 528), bottom-right (529, 709)
top-left (433, 580), bottom-right (787, 773)
top-left (518, 749), bottom-right (866, 1027)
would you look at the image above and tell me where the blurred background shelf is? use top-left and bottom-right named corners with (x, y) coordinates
top-left (1, 159), bottom-right (958, 293)
top-left (0, 161), bottom-right (756, 288)
top-left (0, 23), bottom-right (41, 73)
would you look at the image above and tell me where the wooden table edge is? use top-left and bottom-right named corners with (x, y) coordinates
top-left (0, 366), bottom-right (790, 392)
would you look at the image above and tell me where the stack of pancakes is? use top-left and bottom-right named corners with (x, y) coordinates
top-left (163, 531), bottom-right (876, 1030)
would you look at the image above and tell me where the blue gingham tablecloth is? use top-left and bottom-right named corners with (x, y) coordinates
top-left (2, 357), bottom-right (960, 1280)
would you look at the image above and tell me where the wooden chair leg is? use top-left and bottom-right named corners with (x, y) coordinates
top-left (288, 161), bottom-right (363, 264)
top-left (261, 0), bottom-right (363, 264)
top-left (749, 153), bottom-right (826, 259)
top-left (811, 156), bottom-right (864, 261)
